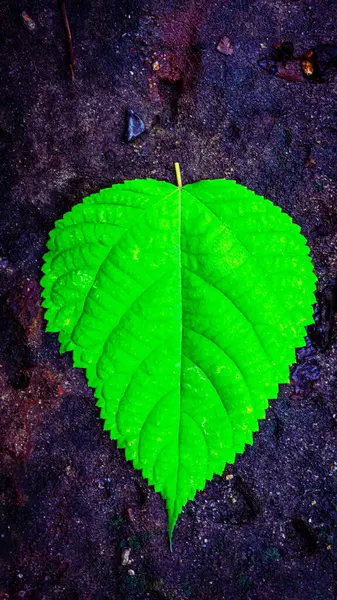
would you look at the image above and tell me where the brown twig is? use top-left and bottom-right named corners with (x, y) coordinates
top-left (60, 0), bottom-right (75, 80)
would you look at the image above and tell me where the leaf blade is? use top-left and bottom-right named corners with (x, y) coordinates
top-left (41, 177), bottom-right (316, 544)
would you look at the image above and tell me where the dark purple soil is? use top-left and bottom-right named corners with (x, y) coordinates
top-left (1, 1), bottom-right (337, 599)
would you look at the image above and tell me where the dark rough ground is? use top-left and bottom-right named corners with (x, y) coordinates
top-left (0, 0), bottom-right (337, 599)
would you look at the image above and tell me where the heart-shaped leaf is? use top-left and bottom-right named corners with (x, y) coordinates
top-left (41, 174), bottom-right (316, 542)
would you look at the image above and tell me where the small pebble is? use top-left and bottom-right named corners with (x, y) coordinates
top-left (302, 60), bottom-right (314, 76)
top-left (121, 547), bottom-right (132, 566)
top-left (128, 569), bottom-right (135, 576)
top-left (21, 11), bottom-right (37, 32)
top-left (217, 35), bottom-right (233, 56)
top-left (226, 474), bottom-right (233, 480)
top-left (124, 110), bottom-right (145, 143)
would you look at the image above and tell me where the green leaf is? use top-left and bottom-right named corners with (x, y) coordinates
top-left (41, 176), bottom-right (316, 543)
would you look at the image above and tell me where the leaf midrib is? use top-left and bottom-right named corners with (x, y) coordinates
top-left (175, 184), bottom-right (183, 527)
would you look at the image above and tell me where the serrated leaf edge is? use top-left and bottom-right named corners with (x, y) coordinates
top-left (40, 178), bottom-right (317, 544)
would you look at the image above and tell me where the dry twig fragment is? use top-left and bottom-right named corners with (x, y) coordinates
top-left (60, 1), bottom-right (76, 80)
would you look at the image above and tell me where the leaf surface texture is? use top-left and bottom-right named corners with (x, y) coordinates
top-left (41, 178), bottom-right (316, 539)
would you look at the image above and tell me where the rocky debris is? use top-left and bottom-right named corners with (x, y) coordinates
top-left (216, 35), bottom-right (233, 56)
top-left (309, 282), bottom-right (337, 352)
top-left (121, 547), bottom-right (132, 566)
top-left (124, 110), bottom-right (145, 142)
top-left (290, 339), bottom-right (320, 399)
top-left (21, 11), bottom-right (37, 33)
top-left (258, 41), bottom-right (337, 83)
